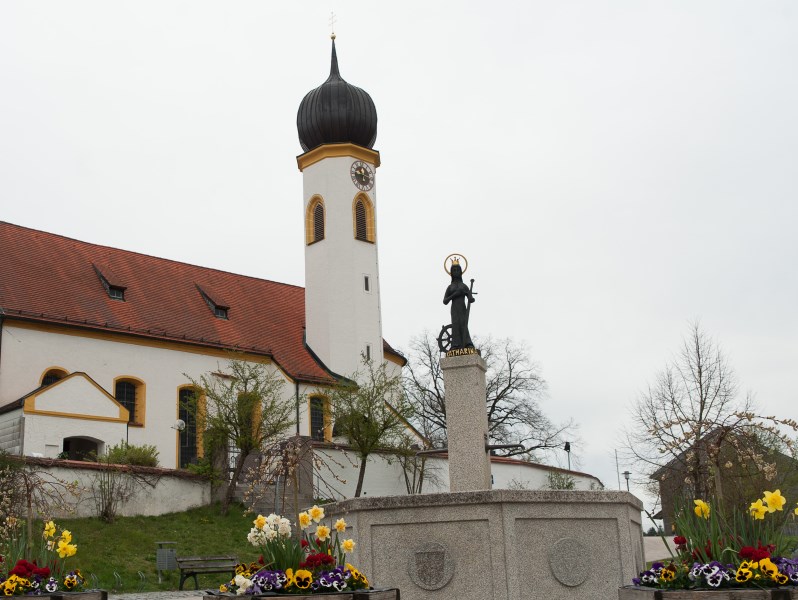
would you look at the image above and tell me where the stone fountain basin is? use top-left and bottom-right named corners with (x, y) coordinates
top-left (326, 489), bottom-right (644, 600)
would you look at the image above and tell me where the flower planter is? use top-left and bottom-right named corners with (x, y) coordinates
top-left (29, 593), bottom-right (107, 600)
top-left (620, 585), bottom-right (797, 599)
top-left (203, 588), bottom-right (398, 600)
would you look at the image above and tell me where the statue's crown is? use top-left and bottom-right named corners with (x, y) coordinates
top-left (451, 257), bottom-right (460, 267)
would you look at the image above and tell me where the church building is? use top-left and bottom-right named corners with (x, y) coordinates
top-left (0, 39), bottom-right (405, 470)
top-left (0, 40), bottom-right (602, 497)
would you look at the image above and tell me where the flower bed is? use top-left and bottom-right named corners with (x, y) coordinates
top-left (215, 505), bottom-right (386, 596)
top-left (624, 490), bottom-right (798, 598)
top-left (1, 519), bottom-right (88, 596)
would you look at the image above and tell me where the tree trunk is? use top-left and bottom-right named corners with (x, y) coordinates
top-left (25, 478), bottom-right (34, 553)
top-left (222, 450), bottom-right (247, 515)
top-left (354, 457), bottom-right (368, 497)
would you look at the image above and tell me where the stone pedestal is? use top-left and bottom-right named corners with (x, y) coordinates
top-left (440, 352), bottom-right (491, 492)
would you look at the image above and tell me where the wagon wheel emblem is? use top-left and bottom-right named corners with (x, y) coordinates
top-left (436, 324), bottom-right (453, 353)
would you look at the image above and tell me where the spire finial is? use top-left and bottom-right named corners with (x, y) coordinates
top-left (329, 11), bottom-right (337, 40)
top-left (329, 21), bottom-right (340, 78)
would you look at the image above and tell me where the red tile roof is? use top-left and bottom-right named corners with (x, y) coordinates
top-left (0, 222), bottom-right (349, 383)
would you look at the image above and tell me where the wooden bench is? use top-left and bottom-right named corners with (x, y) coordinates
top-left (176, 555), bottom-right (237, 590)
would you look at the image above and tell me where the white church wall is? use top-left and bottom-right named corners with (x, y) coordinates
top-left (0, 323), bottom-right (298, 468)
top-left (313, 447), bottom-right (602, 499)
top-left (33, 374), bottom-right (125, 419)
top-left (25, 416), bottom-right (126, 459)
top-left (303, 155), bottom-right (384, 378)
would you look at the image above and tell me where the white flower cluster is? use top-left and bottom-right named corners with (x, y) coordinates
top-left (234, 574), bottom-right (253, 595)
top-left (248, 513), bottom-right (292, 547)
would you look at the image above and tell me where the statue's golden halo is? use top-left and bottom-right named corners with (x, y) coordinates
top-left (443, 253), bottom-right (468, 275)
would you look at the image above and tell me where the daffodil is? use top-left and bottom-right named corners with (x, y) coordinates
top-left (316, 524), bottom-right (331, 541)
top-left (342, 538), bottom-right (355, 553)
top-left (57, 540), bottom-right (77, 558)
top-left (298, 511), bottom-right (311, 530)
top-left (335, 518), bottom-right (347, 533)
top-left (309, 504), bottom-right (325, 523)
top-left (253, 514), bottom-right (267, 529)
top-left (693, 499), bottom-right (710, 519)
top-left (763, 489), bottom-right (786, 513)
top-left (60, 530), bottom-right (72, 543)
top-left (749, 499), bottom-right (767, 520)
top-left (43, 520), bottom-right (56, 538)
top-left (794, 502), bottom-right (798, 516)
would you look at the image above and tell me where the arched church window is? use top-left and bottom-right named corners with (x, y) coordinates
top-left (178, 386), bottom-right (199, 468)
top-left (40, 368), bottom-right (68, 388)
top-left (314, 203), bottom-right (325, 241)
top-left (352, 194), bottom-right (375, 243)
top-left (355, 201), bottom-right (367, 241)
top-left (309, 395), bottom-right (331, 442)
top-left (305, 196), bottom-right (325, 245)
top-left (114, 377), bottom-right (145, 425)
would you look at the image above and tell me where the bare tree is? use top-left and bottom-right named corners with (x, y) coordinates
top-left (624, 323), bottom-right (797, 514)
top-left (186, 358), bottom-right (295, 515)
top-left (328, 359), bottom-right (414, 497)
top-left (0, 453), bottom-right (79, 549)
top-left (403, 332), bottom-right (574, 460)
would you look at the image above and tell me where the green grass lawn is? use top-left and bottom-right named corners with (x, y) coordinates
top-left (56, 503), bottom-right (258, 592)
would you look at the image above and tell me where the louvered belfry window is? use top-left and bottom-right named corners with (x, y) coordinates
top-left (355, 201), bottom-right (367, 241)
top-left (313, 203), bottom-right (325, 242)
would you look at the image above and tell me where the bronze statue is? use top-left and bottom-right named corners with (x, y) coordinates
top-left (439, 255), bottom-right (475, 352)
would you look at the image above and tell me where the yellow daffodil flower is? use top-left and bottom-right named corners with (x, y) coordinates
top-left (43, 521), bottom-right (56, 538)
top-left (693, 499), bottom-right (710, 519)
top-left (794, 502), bottom-right (798, 516)
top-left (60, 530), bottom-right (73, 543)
top-left (342, 538), bottom-right (355, 553)
top-left (309, 505), bottom-right (325, 523)
top-left (749, 499), bottom-right (767, 520)
top-left (316, 524), bottom-right (331, 541)
top-left (253, 514), bottom-right (266, 529)
top-left (335, 518), bottom-right (347, 533)
top-left (763, 489), bottom-right (786, 513)
top-left (57, 540), bottom-right (77, 558)
top-left (298, 512), bottom-right (311, 530)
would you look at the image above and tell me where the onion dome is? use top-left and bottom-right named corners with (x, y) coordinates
top-left (297, 40), bottom-right (377, 152)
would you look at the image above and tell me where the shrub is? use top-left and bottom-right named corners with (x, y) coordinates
top-left (103, 442), bottom-right (159, 467)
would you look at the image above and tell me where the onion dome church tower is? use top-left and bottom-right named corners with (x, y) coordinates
top-left (297, 38), bottom-right (384, 378)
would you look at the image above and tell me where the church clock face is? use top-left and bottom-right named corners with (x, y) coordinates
top-left (350, 161), bottom-right (374, 191)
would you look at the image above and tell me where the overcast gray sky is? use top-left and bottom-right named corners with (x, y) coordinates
top-left (2, 1), bottom-right (797, 505)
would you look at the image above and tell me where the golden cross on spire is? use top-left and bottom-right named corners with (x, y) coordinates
top-left (329, 11), bottom-right (337, 40)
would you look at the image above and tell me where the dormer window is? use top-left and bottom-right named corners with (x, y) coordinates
top-left (93, 263), bottom-right (127, 301)
top-left (196, 285), bottom-right (230, 320)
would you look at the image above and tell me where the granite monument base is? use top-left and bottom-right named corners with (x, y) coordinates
top-left (327, 489), bottom-right (644, 600)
